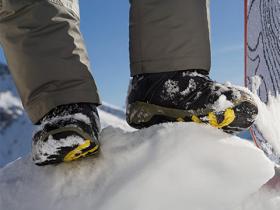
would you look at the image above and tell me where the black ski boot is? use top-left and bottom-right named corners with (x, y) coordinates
top-left (126, 70), bottom-right (258, 134)
top-left (32, 103), bottom-right (100, 166)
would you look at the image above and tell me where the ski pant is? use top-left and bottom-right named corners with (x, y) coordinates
top-left (0, 0), bottom-right (211, 124)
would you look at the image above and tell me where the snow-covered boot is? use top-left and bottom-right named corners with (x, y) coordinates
top-left (32, 103), bottom-right (100, 166)
top-left (126, 70), bottom-right (258, 134)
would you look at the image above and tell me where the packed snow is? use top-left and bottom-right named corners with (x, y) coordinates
top-left (246, 75), bottom-right (280, 164)
top-left (0, 123), bottom-right (277, 210)
top-left (213, 94), bottom-right (234, 112)
top-left (253, 95), bottom-right (280, 155)
top-left (249, 75), bottom-right (280, 156)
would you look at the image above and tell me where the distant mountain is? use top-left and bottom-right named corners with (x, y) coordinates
top-left (0, 63), bottom-right (133, 167)
top-left (99, 102), bottom-right (126, 119)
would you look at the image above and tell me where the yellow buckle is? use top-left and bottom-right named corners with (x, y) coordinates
top-left (208, 108), bottom-right (236, 128)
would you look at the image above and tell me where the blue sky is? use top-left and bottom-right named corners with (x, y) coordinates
top-left (0, 0), bottom-right (244, 108)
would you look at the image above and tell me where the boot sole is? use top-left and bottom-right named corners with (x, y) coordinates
top-left (127, 101), bottom-right (258, 133)
top-left (34, 126), bottom-right (100, 166)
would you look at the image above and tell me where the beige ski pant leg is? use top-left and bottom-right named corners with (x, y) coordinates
top-left (0, 0), bottom-right (101, 124)
top-left (129, 0), bottom-right (211, 76)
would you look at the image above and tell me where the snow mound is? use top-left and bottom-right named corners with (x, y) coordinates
top-left (0, 123), bottom-right (275, 210)
top-left (239, 189), bottom-right (280, 210)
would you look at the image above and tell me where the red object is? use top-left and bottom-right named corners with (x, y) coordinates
top-left (244, 0), bottom-right (248, 87)
top-left (244, 0), bottom-right (260, 149)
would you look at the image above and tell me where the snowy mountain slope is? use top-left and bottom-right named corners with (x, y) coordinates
top-left (0, 123), bottom-right (277, 210)
top-left (0, 63), bottom-right (31, 167)
top-left (0, 63), bottom-right (23, 131)
top-left (99, 101), bottom-right (126, 119)
top-left (0, 62), bottom-right (133, 167)
top-left (98, 108), bottom-right (133, 131)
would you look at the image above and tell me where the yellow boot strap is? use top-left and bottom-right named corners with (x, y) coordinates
top-left (208, 108), bottom-right (236, 128)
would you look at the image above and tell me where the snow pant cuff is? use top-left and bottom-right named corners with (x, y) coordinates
top-left (25, 88), bottom-right (101, 124)
top-left (130, 56), bottom-right (210, 76)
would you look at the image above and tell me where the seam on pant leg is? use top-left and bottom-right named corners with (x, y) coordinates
top-left (45, 0), bottom-right (91, 72)
top-left (207, 0), bottom-right (211, 43)
top-left (130, 0), bottom-right (211, 76)
top-left (129, 0), bottom-right (144, 71)
top-left (0, 0), bottom-right (35, 19)
top-left (48, 0), bottom-right (80, 19)
top-left (130, 55), bottom-right (210, 76)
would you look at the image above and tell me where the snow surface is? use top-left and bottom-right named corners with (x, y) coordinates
top-left (249, 75), bottom-right (280, 162)
top-left (253, 94), bottom-right (280, 155)
top-left (0, 123), bottom-right (277, 210)
top-left (239, 188), bottom-right (280, 210)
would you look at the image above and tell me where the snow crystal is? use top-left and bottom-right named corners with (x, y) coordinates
top-left (212, 94), bottom-right (234, 112)
top-left (162, 79), bottom-right (180, 99)
top-left (180, 79), bottom-right (196, 96)
top-left (225, 81), bottom-right (232, 86)
top-left (232, 88), bottom-right (242, 100)
top-left (73, 113), bottom-right (91, 124)
top-left (251, 75), bottom-right (262, 95)
top-left (182, 71), bottom-right (208, 79)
